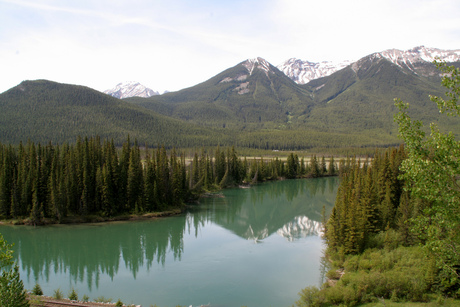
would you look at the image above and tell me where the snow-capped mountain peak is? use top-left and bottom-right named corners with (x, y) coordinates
top-left (243, 57), bottom-right (272, 75)
top-left (104, 81), bottom-right (159, 99)
top-left (278, 46), bottom-right (460, 85)
top-left (375, 46), bottom-right (460, 72)
top-left (379, 46), bottom-right (460, 65)
top-left (350, 46), bottom-right (460, 76)
top-left (277, 58), bottom-right (353, 84)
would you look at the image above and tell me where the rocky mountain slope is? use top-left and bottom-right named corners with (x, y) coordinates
top-left (277, 59), bottom-right (353, 84)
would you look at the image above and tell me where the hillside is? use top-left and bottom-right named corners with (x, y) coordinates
top-left (127, 57), bottom-right (314, 130)
top-left (302, 56), bottom-right (460, 136)
top-left (0, 80), bottom-right (230, 146)
top-left (125, 53), bottom-right (460, 148)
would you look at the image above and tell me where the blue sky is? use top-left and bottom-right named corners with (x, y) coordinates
top-left (1, 0), bottom-right (459, 94)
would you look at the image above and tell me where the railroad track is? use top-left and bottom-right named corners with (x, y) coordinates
top-left (29, 296), bottom-right (119, 307)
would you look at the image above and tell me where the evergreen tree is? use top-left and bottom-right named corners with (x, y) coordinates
top-left (127, 141), bottom-right (144, 213)
top-left (0, 265), bottom-right (29, 307)
top-left (0, 235), bottom-right (29, 307)
top-left (144, 155), bottom-right (157, 212)
top-left (118, 136), bottom-right (131, 212)
top-left (320, 156), bottom-right (327, 175)
top-left (214, 147), bottom-right (226, 185)
top-left (310, 155), bottom-right (320, 178)
top-left (286, 153), bottom-right (296, 179)
top-left (0, 146), bottom-right (14, 218)
top-left (328, 156), bottom-right (336, 175)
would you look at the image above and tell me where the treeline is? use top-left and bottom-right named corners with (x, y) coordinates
top-left (0, 137), bottom-right (337, 224)
top-left (236, 129), bottom-right (399, 152)
top-left (297, 145), bottom-right (459, 306)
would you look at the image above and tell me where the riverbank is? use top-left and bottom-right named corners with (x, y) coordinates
top-left (0, 177), bottom-right (314, 227)
top-left (0, 208), bottom-right (184, 226)
top-left (28, 295), bottom-right (135, 307)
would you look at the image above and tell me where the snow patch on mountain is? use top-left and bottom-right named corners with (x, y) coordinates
top-left (104, 81), bottom-right (159, 99)
top-left (277, 59), bottom-right (353, 84)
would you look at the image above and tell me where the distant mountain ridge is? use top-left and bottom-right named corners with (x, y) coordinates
top-left (376, 46), bottom-right (460, 68)
top-left (126, 46), bottom-right (460, 148)
top-left (0, 79), bottom-right (227, 146)
top-left (278, 46), bottom-right (460, 84)
top-left (104, 81), bottom-right (159, 99)
top-left (1, 46), bottom-right (459, 150)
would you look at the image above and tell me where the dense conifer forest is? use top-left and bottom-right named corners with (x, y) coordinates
top-left (296, 146), bottom-right (459, 306)
top-left (0, 136), bottom-right (337, 224)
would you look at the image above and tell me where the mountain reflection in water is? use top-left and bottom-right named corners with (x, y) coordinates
top-left (1, 177), bottom-right (338, 296)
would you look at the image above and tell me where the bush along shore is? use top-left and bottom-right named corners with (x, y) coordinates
top-left (0, 136), bottom-right (340, 226)
top-left (296, 145), bottom-right (460, 306)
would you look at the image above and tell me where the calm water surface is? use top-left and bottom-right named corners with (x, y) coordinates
top-left (1, 177), bottom-right (338, 307)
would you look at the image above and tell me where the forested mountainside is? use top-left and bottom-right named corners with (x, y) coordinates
top-left (1, 49), bottom-right (459, 150)
top-left (127, 57), bottom-right (313, 130)
top-left (126, 54), bottom-right (459, 146)
top-left (0, 80), bottom-right (230, 147)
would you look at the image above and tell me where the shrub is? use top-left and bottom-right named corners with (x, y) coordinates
top-left (299, 246), bottom-right (432, 306)
top-left (32, 283), bottom-right (43, 296)
top-left (115, 299), bottom-right (123, 307)
top-left (95, 296), bottom-right (112, 303)
top-left (296, 286), bottom-right (320, 307)
top-left (53, 288), bottom-right (63, 300)
top-left (68, 288), bottom-right (78, 301)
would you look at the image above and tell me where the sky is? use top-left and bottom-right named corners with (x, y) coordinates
top-left (1, 0), bottom-right (460, 94)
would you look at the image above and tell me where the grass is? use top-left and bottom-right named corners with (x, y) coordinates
top-left (359, 297), bottom-right (460, 306)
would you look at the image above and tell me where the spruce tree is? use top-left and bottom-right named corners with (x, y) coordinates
top-left (127, 142), bottom-right (143, 212)
top-left (0, 235), bottom-right (29, 307)
top-left (310, 155), bottom-right (319, 178)
top-left (328, 156), bottom-right (336, 175)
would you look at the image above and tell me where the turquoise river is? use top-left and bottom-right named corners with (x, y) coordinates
top-left (0, 177), bottom-right (339, 307)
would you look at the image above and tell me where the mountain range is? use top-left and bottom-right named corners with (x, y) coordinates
top-left (1, 46), bottom-right (459, 151)
top-left (108, 46), bottom-right (459, 99)
top-left (277, 46), bottom-right (460, 85)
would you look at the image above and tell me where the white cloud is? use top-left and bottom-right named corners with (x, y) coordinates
top-left (0, 0), bottom-right (459, 94)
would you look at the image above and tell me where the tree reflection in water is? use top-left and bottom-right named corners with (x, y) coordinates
top-left (1, 177), bottom-right (338, 291)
